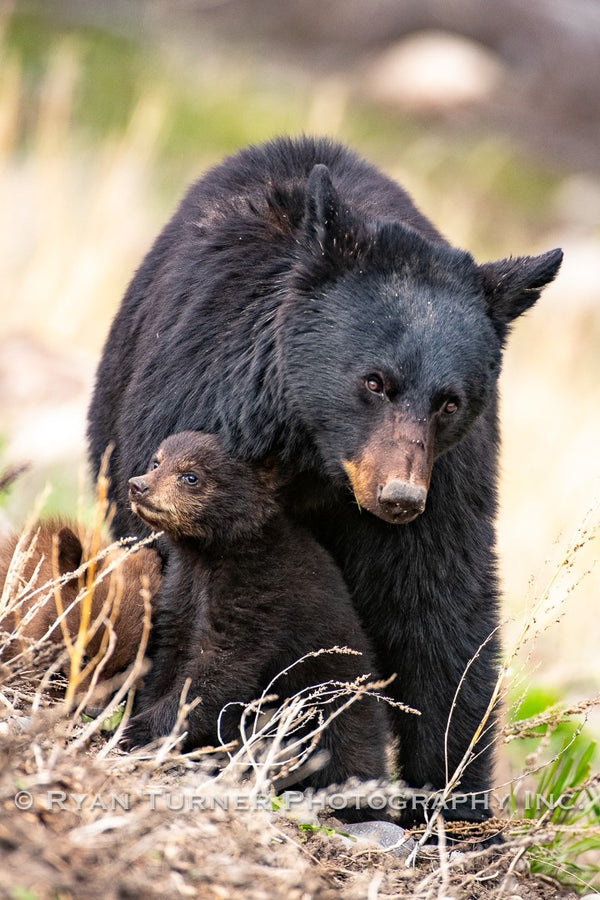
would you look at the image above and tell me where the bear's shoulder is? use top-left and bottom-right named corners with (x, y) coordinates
top-left (176, 136), bottom-right (442, 243)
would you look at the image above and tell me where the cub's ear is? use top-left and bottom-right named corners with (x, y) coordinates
top-left (56, 527), bottom-right (83, 575)
top-left (303, 164), bottom-right (341, 248)
top-left (479, 248), bottom-right (563, 332)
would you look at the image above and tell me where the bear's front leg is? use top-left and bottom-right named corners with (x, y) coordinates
top-left (122, 691), bottom-right (183, 749)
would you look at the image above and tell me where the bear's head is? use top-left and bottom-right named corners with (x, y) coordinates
top-left (128, 431), bottom-right (280, 545)
top-left (281, 164), bottom-right (562, 525)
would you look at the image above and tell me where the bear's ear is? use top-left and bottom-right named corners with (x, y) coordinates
top-left (56, 527), bottom-right (83, 575)
top-left (296, 164), bottom-right (366, 290)
top-left (479, 248), bottom-right (563, 331)
top-left (302, 164), bottom-right (341, 249)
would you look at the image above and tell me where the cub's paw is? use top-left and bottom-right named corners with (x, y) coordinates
top-left (120, 715), bottom-right (155, 751)
top-left (120, 697), bottom-right (181, 752)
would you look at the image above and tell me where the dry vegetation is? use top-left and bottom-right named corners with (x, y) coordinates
top-left (1, 476), bottom-right (599, 898)
top-left (1, 10), bottom-right (600, 899)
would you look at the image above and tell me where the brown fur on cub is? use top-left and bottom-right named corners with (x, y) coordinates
top-left (0, 520), bottom-right (162, 685)
top-left (126, 431), bottom-right (389, 807)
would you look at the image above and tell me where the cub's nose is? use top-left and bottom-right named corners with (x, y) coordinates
top-left (128, 477), bottom-right (149, 499)
top-left (378, 480), bottom-right (427, 521)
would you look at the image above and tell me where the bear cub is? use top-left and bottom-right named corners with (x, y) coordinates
top-left (0, 521), bottom-right (162, 692)
top-left (126, 430), bottom-right (391, 795)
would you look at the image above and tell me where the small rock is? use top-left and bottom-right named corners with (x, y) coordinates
top-left (364, 30), bottom-right (504, 112)
top-left (0, 715), bottom-right (31, 735)
top-left (339, 820), bottom-right (415, 859)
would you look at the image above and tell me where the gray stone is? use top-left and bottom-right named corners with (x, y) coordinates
top-left (340, 820), bottom-right (415, 859)
top-left (0, 715), bottom-right (31, 735)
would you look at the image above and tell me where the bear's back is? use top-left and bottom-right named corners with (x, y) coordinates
top-left (179, 136), bottom-right (443, 243)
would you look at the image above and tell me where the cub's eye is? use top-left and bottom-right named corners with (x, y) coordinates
top-left (180, 472), bottom-right (198, 485)
top-left (442, 399), bottom-right (459, 415)
top-left (152, 459), bottom-right (160, 469)
top-left (365, 374), bottom-right (384, 395)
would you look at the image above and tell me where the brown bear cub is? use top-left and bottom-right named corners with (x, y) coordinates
top-left (0, 521), bottom-right (162, 689)
top-left (126, 431), bottom-right (389, 797)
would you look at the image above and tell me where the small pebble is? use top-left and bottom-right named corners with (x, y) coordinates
top-left (339, 820), bottom-right (415, 859)
top-left (0, 716), bottom-right (31, 735)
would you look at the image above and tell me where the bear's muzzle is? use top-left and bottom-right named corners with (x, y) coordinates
top-left (343, 414), bottom-right (434, 524)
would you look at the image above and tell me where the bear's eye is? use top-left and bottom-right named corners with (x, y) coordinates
top-left (180, 472), bottom-right (198, 485)
top-left (365, 374), bottom-right (384, 396)
top-left (152, 458), bottom-right (160, 469)
top-left (442, 399), bottom-right (459, 415)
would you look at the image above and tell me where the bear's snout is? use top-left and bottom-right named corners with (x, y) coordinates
top-left (378, 480), bottom-right (427, 523)
top-left (128, 476), bottom-right (149, 499)
top-left (343, 413), bottom-right (434, 524)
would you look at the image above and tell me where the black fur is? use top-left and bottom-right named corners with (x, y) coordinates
top-left (125, 431), bottom-right (389, 802)
top-left (89, 136), bottom-right (562, 823)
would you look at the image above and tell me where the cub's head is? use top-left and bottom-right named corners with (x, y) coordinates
top-left (128, 431), bottom-right (279, 544)
top-left (282, 163), bottom-right (563, 525)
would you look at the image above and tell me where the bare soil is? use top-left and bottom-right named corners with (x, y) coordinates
top-left (0, 681), bottom-right (582, 900)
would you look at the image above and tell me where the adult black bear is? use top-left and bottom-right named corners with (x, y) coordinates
top-left (88, 136), bottom-right (562, 823)
top-left (125, 430), bottom-right (390, 801)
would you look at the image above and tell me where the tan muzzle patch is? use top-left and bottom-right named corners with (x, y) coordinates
top-left (342, 416), bottom-right (434, 524)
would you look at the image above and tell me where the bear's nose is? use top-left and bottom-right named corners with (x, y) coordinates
top-left (128, 477), bottom-right (149, 498)
top-left (378, 480), bottom-right (427, 521)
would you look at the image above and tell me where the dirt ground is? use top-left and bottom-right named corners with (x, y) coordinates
top-left (0, 678), bottom-right (587, 900)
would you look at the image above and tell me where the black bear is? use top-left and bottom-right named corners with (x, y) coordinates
top-left (125, 430), bottom-right (390, 799)
top-left (88, 136), bottom-right (562, 823)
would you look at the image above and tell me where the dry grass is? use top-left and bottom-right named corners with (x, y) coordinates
top-left (0, 475), bottom-right (156, 729)
top-left (0, 30), bottom-right (166, 354)
top-left (1, 492), bottom-right (599, 898)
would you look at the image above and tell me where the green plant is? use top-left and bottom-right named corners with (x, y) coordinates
top-left (10, 888), bottom-right (40, 900)
top-left (81, 703), bottom-right (125, 733)
top-left (508, 713), bottom-right (600, 894)
top-left (297, 822), bottom-right (349, 838)
top-left (508, 685), bottom-right (598, 767)
top-left (528, 742), bottom-right (600, 893)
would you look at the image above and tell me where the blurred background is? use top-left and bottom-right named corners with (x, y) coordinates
top-left (1, 1), bottom-right (599, 746)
